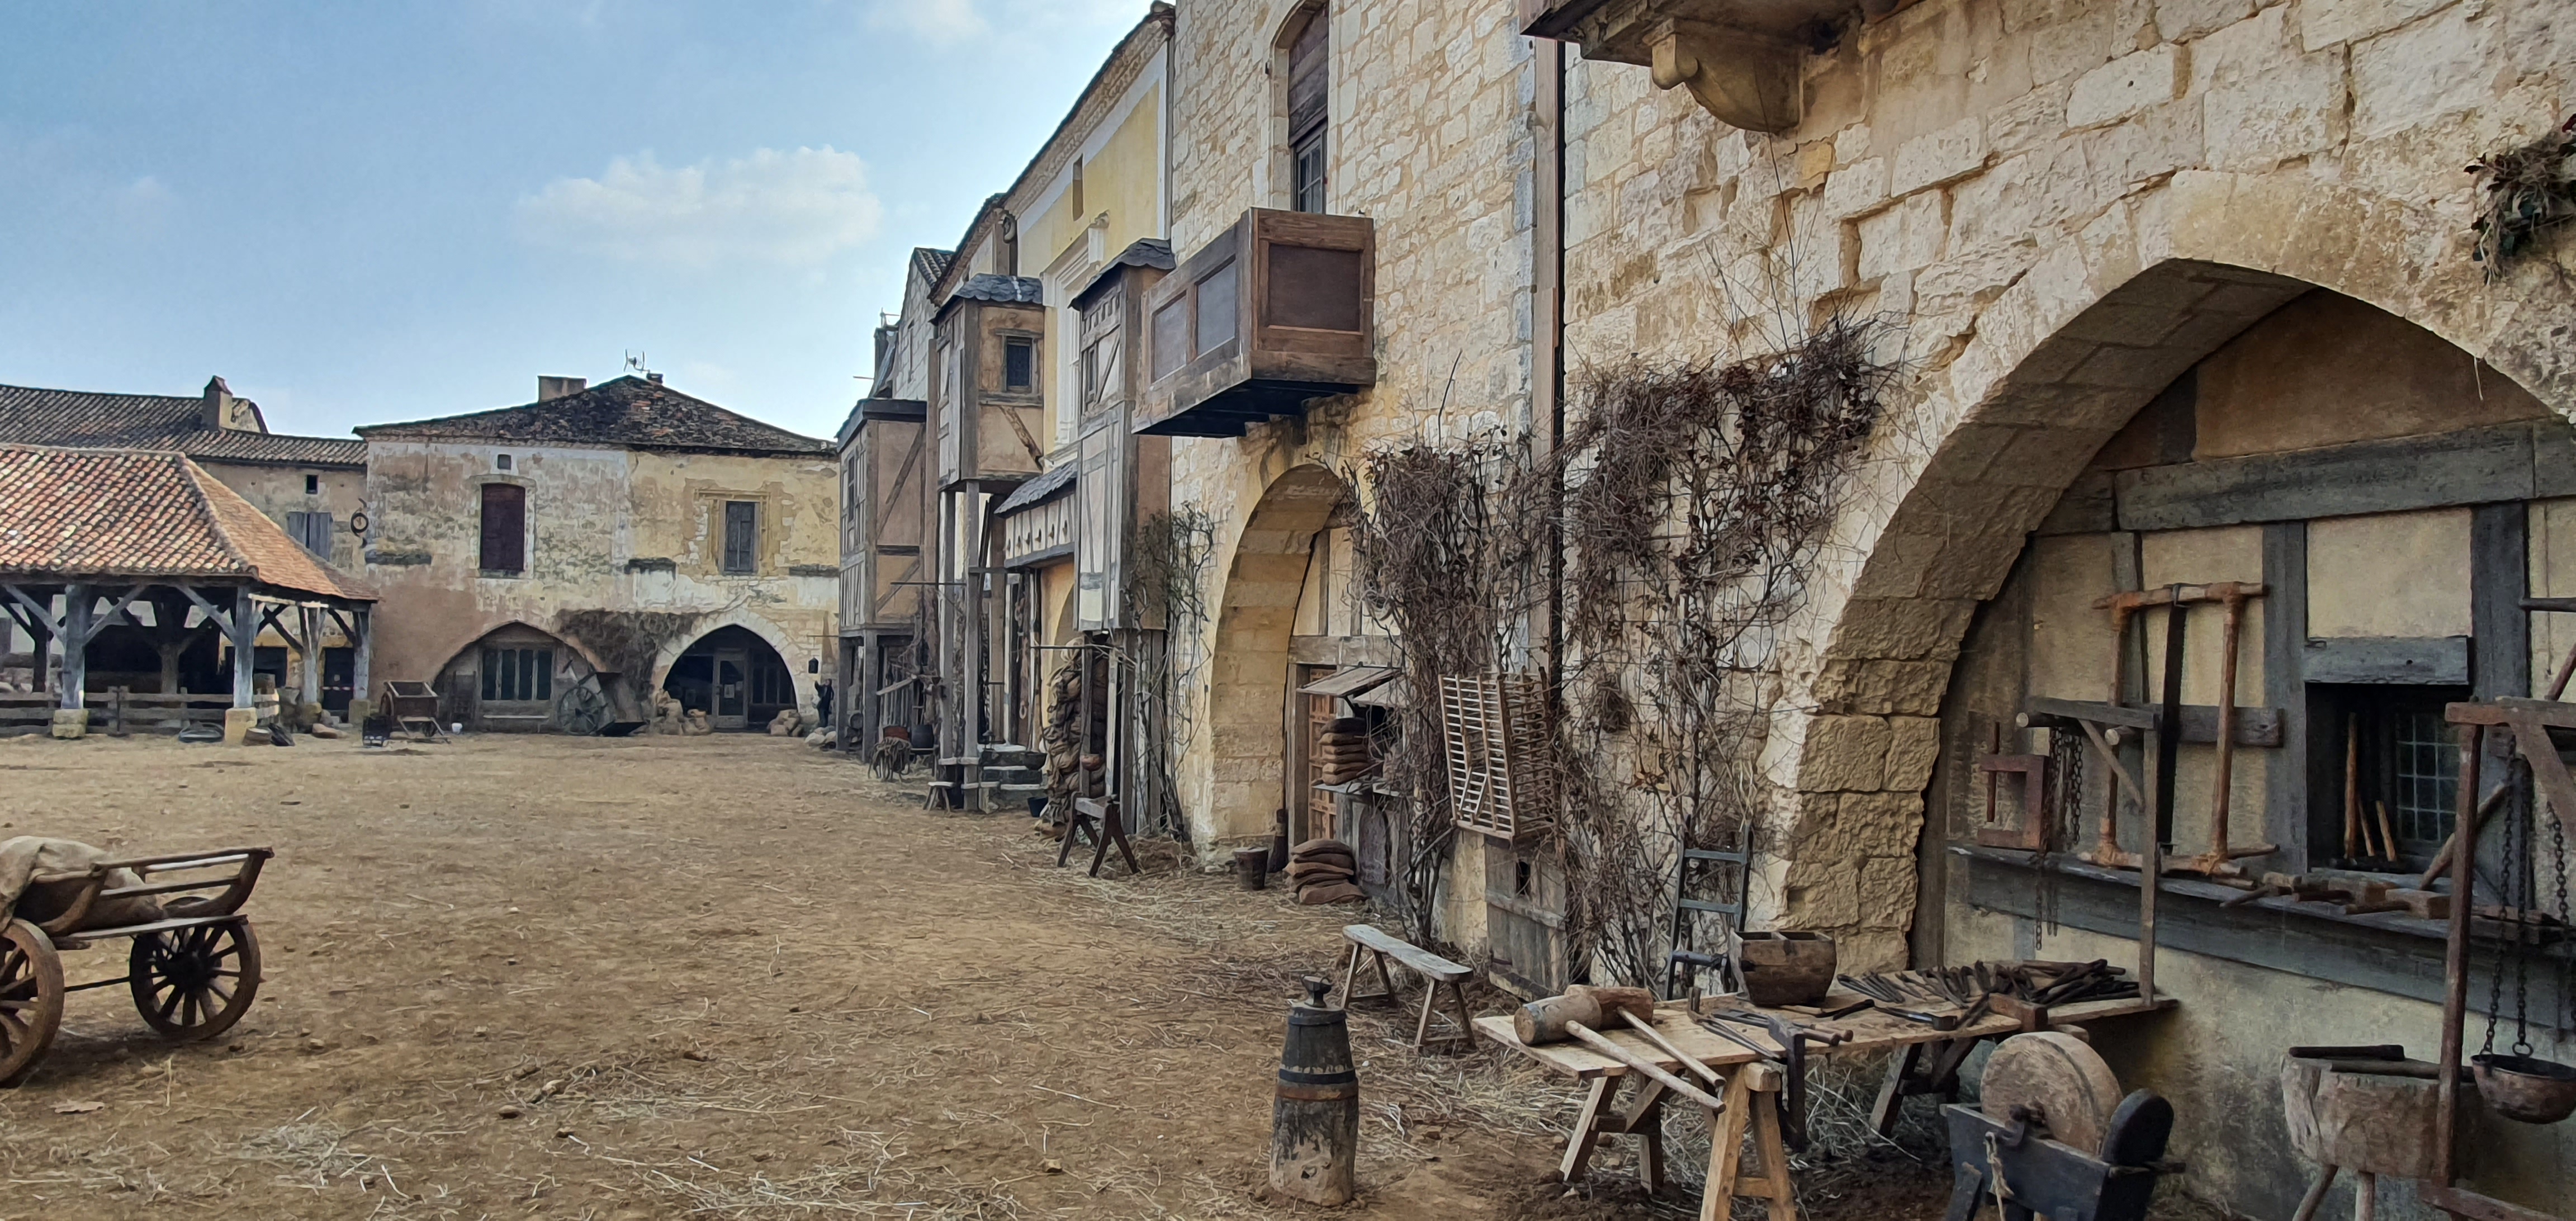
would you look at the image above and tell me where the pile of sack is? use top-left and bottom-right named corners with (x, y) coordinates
top-left (1287, 838), bottom-right (1365, 905)
top-left (1315, 717), bottom-right (1374, 784)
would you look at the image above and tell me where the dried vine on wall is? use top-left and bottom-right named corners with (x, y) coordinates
top-left (1548, 314), bottom-right (1898, 987)
top-left (1344, 439), bottom-right (1550, 944)
top-left (1342, 314), bottom-right (1898, 983)
top-left (1122, 506), bottom-right (1216, 837)
top-left (556, 609), bottom-right (706, 711)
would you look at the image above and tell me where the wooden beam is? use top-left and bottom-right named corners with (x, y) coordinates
top-left (2303, 636), bottom-right (2471, 685)
top-left (230, 586), bottom-right (257, 709)
top-left (2113, 424), bottom-right (2534, 531)
top-left (176, 584), bottom-right (234, 633)
top-left (3, 584), bottom-right (64, 637)
top-left (2023, 697), bottom-right (2284, 745)
top-left (2420, 1184), bottom-right (2564, 1221)
top-left (58, 584), bottom-right (88, 712)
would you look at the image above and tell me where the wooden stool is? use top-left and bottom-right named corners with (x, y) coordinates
top-left (1706, 1062), bottom-right (1797, 1221)
top-left (1338, 924), bottom-right (1475, 1053)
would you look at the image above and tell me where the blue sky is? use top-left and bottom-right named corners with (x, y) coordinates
top-left (0, 1), bottom-right (1147, 440)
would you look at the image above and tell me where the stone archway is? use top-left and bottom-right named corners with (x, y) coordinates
top-left (1763, 170), bottom-right (2576, 968)
top-left (647, 607), bottom-right (815, 720)
top-left (430, 621), bottom-right (598, 732)
top-left (1194, 462), bottom-right (1349, 844)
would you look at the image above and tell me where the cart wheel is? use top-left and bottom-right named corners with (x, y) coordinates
top-left (129, 920), bottom-right (261, 1042)
top-left (1, 919), bottom-right (66, 1087)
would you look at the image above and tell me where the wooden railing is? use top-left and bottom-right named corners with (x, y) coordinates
top-left (0, 689), bottom-right (237, 732)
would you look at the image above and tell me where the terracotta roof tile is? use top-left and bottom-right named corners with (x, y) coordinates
top-left (0, 444), bottom-right (376, 602)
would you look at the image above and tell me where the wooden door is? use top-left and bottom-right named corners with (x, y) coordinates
top-left (714, 649), bottom-right (749, 728)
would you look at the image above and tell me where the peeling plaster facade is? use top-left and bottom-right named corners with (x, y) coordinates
top-left (360, 437), bottom-right (838, 722)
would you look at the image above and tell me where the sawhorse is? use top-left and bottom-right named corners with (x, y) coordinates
top-left (1057, 797), bottom-right (1139, 877)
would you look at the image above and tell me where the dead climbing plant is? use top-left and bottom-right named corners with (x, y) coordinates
top-left (1121, 506), bottom-right (1216, 837)
top-left (556, 609), bottom-right (706, 708)
top-left (2469, 115), bottom-right (2576, 280)
top-left (1344, 313), bottom-right (1900, 984)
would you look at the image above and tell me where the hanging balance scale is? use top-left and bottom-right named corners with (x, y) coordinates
top-left (2470, 762), bottom-right (2576, 1125)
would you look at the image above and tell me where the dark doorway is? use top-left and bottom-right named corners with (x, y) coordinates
top-left (665, 626), bottom-right (797, 731)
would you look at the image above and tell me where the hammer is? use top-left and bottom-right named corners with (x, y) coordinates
top-left (1514, 986), bottom-right (1727, 1111)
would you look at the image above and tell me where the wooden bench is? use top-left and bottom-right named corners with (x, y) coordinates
top-left (1339, 924), bottom-right (1474, 1053)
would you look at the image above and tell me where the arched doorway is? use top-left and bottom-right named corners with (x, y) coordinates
top-left (1200, 463), bottom-right (1361, 845)
top-left (664, 625), bottom-right (797, 731)
top-left (434, 623), bottom-right (602, 732)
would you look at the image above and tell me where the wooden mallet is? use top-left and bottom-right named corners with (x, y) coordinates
top-left (1514, 986), bottom-right (1727, 1111)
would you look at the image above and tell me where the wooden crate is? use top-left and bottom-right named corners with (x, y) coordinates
top-left (1441, 672), bottom-right (1554, 844)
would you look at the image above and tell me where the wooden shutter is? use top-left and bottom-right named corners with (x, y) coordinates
top-left (479, 484), bottom-right (525, 573)
top-left (724, 501), bottom-right (758, 572)
top-left (1287, 8), bottom-right (1328, 142)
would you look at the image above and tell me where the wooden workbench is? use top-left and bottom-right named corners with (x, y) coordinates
top-left (1475, 993), bottom-right (2174, 1219)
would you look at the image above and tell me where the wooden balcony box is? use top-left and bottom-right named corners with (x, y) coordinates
top-left (1521, 0), bottom-right (1870, 133)
top-left (1135, 209), bottom-right (1375, 438)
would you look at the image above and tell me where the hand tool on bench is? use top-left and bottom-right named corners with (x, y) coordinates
top-left (1703, 1007), bottom-right (1847, 1150)
top-left (1514, 986), bottom-right (1727, 1113)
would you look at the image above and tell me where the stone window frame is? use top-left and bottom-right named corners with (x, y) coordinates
top-left (1263, 0), bottom-right (1332, 214)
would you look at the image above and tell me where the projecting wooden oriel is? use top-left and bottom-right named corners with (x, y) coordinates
top-left (1135, 209), bottom-right (1376, 438)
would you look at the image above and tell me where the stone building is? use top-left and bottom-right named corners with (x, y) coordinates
top-left (839, 5), bottom-right (1178, 818)
top-left (357, 373), bottom-right (838, 732)
top-left (1146, 0), bottom-right (2576, 1210)
top-left (0, 377), bottom-right (371, 708)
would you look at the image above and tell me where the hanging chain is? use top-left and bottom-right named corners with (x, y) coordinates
top-left (2508, 781), bottom-right (2534, 1057)
top-left (2555, 807), bottom-right (2572, 1037)
top-left (2484, 779), bottom-right (2516, 1056)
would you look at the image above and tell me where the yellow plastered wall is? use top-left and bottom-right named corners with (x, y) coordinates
top-left (2307, 509), bottom-right (2473, 640)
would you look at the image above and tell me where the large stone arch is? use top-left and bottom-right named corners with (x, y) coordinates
top-left (420, 617), bottom-right (612, 684)
top-left (1194, 462), bottom-right (1350, 844)
top-left (1765, 169), bottom-right (2576, 967)
top-left (650, 606), bottom-right (817, 715)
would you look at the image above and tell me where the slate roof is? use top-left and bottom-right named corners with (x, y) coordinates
top-left (950, 275), bottom-right (1046, 306)
top-left (0, 383), bottom-right (368, 468)
top-left (354, 376), bottom-right (832, 457)
top-left (911, 247), bottom-right (956, 284)
top-left (0, 444), bottom-right (377, 602)
top-left (993, 462), bottom-right (1076, 517)
top-left (1074, 239), bottom-right (1176, 304)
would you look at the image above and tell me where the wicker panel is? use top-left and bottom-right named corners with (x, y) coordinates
top-left (1441, 672), bottom-right (1554, 844)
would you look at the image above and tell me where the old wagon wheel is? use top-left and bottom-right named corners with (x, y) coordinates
top-left (0, 919), bottom-right (66, 1087)
top-left (557, 682), bottom-right (610, 736)
top-left (129, 920), bottom-right (261, 1042)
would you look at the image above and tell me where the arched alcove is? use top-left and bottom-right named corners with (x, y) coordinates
top-left (1197, 462), bottom-right (1349, 843)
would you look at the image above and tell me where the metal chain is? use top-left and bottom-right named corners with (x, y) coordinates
top-left (2557, 809), bottom-right (2573, 1035)
top-left (2509, 786), bottom-right (2534, 1056)
top-left (2484, 785), bottom-right (2513, 1056)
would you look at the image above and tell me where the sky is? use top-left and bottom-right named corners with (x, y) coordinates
top-left (0, 0), bottom-right (1149, 441)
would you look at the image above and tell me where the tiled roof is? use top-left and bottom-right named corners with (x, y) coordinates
top-left (993, 463), bottom-right (1076, 516)
top-left (951, 275), bottom-right (1046, 306)
top-left (354, 376), bottom-right (831, 456)
top-left (1075, 239), bottom-right (1176, 304)
top-left (0, 444), bottom-right (378, 602)
top-left (911, 247), bottom-right (956, 283)
top-left (0, 383), bottom-right (367, 468)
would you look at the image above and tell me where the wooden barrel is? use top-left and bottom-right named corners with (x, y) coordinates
top-left (1270, 977), bottom-right (1358, 1204)
top-left (1233, 846), bottom-right (1271, 889)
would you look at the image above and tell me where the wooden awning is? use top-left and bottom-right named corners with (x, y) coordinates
top-left (1298, 666), bottom-right (1400, 700)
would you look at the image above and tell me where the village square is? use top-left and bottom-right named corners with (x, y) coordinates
top-left (5, 0), bottom-right (2576, 1216)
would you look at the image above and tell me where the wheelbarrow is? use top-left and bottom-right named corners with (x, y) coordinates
top-left (1, 846), bottom-right (273, 1085)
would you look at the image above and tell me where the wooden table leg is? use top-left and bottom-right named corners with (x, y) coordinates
top-left (1562, 1075), bottom-right (1615, 1182)
top-left (1704, 1069), bottom-right (1753, 1220)
top-left (1747, 1065), bottom-right (1798, 1221)
top-left (2289, 1166), bottom-right (2337, 1221)
top-left (1338, 941), bottom-right (1363, 1008)
top-left (1633, 1091), bottom-right (1668, 1192)
top-left (1872, 1043), bottom-right (1922, 1135)
top-left (1706, 1062), bottom-right (1797, 1221)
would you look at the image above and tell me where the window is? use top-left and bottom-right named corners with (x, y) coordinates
top-left (750, 653), bottom-right (795, 708)
top-left (2310, 684), bottom-right (2469, 868)
top-left (304, 474), bottom-right (319, 495)
top-left (480, 646), bottom-right (553, 703)
top-left (1287, 7), bottom-right (1329, 214)
top-left (285, 511), bottom-right (332, 557)
top-left (495, 454), bottom-right (513, 471)
top-left (1003, 337), bottom-right (1035, 392)
top-left (479, 484), bottom-right (525, 574)
top-left (722, 500), bottom-right (759, 573)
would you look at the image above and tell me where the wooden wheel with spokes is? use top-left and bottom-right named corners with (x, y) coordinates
top-left (129, 920), bottom-right (260, 1041)
top-left (1, 919), bottom-right (65, 1086)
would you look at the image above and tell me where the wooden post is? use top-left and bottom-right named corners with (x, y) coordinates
top-left (349, 607), bottom-right (371, 706)
top-left (59, 584), bottom-right (89, 711)
top-left (298, 605), bottom-right (324, 713)
top-left (230, 588), bottom-right (257, 709)
top-left (2434, 722), bottom-right (2484, 1186)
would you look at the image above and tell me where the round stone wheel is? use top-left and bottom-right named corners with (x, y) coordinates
top-left (130, 919), bottom-right (262, 1042)
top-left (0, 919), bottom-right (67, 1087)
top-left (1982, 1031), bottom-right (2124, 1156)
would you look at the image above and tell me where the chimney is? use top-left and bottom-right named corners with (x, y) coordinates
top-left (537, 375), bottom-right (586, 402)
top-left (201, 375), bottom-right (233, 430)
top-left (873, 324), bottom-right (895, 389)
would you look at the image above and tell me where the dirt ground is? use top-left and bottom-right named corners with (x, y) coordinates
top-left (0, 732), bottom-right (1952, 1219)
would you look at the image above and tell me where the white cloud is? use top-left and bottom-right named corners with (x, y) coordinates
top-left (514, 146), bottom-right (883, 267)
top-left (878, 0), bottom-right (986, 44)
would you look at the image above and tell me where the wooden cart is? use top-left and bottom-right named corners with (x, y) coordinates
top-left (380, 680), bottom-right (447, 741)
top-left (0, 846), bottom-right (272, 1086)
